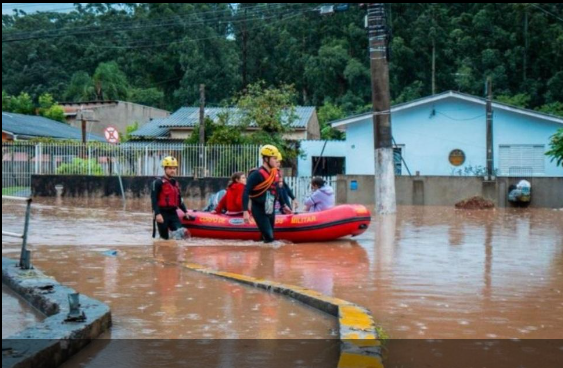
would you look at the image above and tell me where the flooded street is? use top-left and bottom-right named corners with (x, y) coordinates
top-left (2, 198), bottom-right (563, 367)
top-left (172, 206), bottom-right (563, 340)
top-left (2, 200), bottom-right (336, 341)
top-left (2, 284), bottom-right (44, 339)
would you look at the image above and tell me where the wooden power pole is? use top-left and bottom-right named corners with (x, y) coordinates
top-left (198, 84), bottom-right (206, 178)
top-left (486, 77), bottom-right (494, 179)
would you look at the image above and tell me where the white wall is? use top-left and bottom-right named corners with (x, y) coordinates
top-left (342, 97), bottom-right (563, 177)
top-left (345, 121), bottom-right (375, 175)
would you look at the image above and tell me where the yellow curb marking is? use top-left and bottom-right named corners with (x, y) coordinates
top-left (181, 262), bottom-right (384, 368)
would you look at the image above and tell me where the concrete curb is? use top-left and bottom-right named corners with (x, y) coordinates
top-left (183, 263), bottom-right (384, 368)
top-left (2, 257), bottom-right (112, 368)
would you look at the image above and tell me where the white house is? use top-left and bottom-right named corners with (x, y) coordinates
top-left (316, 91), bottom-right (563, 177)
top-left (298, 140), bottom-right (347, 177)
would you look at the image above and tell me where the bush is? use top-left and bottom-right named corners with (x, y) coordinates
top-left (56, 158), bottom-right (104, 176)
top-left (546, 128), bottom-right (563, 167)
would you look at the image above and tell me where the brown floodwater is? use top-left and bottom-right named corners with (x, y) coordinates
top-left (2, 198), bottom-right (562, 367)
top-left (176, 207), bottom-right (563, 341)
top-left (2, 284), bottom-right (45, 339)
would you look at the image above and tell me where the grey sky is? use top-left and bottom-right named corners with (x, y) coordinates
top-left (2, 3), bottom-right (80, 15)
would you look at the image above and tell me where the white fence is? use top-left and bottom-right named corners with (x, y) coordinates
top-left (2, 142), bottom-right (339, 204)
top-left (2, 143), bottom-right (261, 195)
top-left (284, 176), bottom-right (337, 208)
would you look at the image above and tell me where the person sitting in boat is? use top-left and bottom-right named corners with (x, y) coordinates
top-left (274, 152), bottom-right (297, 213)
top-left (212, 172), bottom-right (247, 216)
top-left (151, 156), bottom-right (194, 240)
top-left (304, 177), bottom-right (335, 213)
top-left (243, 145), bottom-right (291, 243)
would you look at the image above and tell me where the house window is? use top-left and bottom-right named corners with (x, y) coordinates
top-left (499, 145), bottom-right (545, 177)
top-left (393, 147), bottom-right (403, 176)
top-left (449, 149), bottom-right (466, 167)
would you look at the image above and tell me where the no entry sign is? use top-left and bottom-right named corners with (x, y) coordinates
top-left (104, 126), bottom-right (120, 144)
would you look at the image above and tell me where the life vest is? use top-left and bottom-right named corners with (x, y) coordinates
top-left (250, 167), bottom-right (278, 198)
top-left (157, 177), bottom-right (181, 208)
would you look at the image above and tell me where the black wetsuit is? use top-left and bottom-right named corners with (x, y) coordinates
top-left (279, 181), bottom-right (295, 210)
top-left (243, 168), bottom-right (288, 243)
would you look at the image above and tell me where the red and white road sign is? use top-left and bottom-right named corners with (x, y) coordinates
top-left (104, 126), bottom-right (120, 144)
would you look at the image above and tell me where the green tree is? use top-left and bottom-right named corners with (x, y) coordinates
top-left (42, 105), bottom-right (66, 123)
top-left (393, 81), bottom-right (425, 105)
top-left (187, 111), bottom-right (250, 146)
top-left (237, 82), bottom-right (297, 135)
top-left (175, 38), bottom-right (241, 106)
top-left (2, 90), bottom-right (12, 112)
top-left (2, 3), bottom-right (562, 115)
top-left (538, 102), bottom-right (563, 118)
top-left (546, 72), bottom-right (563, 104)
top-left (496, 94), bottom-right (532, 108)
top-left (304, 42), bottom-right (350, 106)
top-left (121, 122), bottom-right (140, 143)
top-left (186, 117), bottom-right (218, 145)
top-left (10, 92), bottom-right (35, 115)
top-left (317, 102), bottom-right (345, 141)
top-left (207, 112), bottom-right (248, 145)
top-left (64, 72), bottom-right (97, 102)
top-left (38, 93), bottom-right (55, 110)
top-left (93, 62), bottom-right (130, 101)
top-left (37, 93), bottom-right (66, 123)
top-left (236, 82), bottom-right (300, 162)
top-left (546, 129), bottom-right (563, 167)
top-left (130, 88), bottom-right (164, 107)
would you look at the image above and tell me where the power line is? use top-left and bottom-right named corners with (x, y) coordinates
top-left (3, 4), bottom-right (257, 38)
top-left (530, 4), bottom-right (563, 23)
top-left (2, 3), bottom-right (291, 39)
top-left (436, 111), bottom-right (486, 121)
top-left (91, 8), bottom-right (317, 50)
top-left (2, 5), bottom-right (248, 39)
top-left (2, 4), bottom-right (303, 43)
top-left (4, 4), bottom-right (237, 34)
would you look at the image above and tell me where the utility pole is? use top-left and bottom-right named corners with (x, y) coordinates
top-left (368, 3), bottom-right (396, 215)
top-left (198, 84), bottom-right (206, 178)
top-left (79, 109), bottom-right (96, 158)
top-left (199, 84), bottom-right (206, 146)
top-left (81, 115), bottom-right (87, 161)
top-left (432, 38), bottom-right (436, 95)
top-left (81, 117), bottom-right (87, 145)
top-left (523, 7), bottom-right (529, 81)
top-left (486, 77), bottom-right (494, 179)
top-left (431, 3), bottom-right (437, 95)
top-left (242, 7), bottom-right (248, 88)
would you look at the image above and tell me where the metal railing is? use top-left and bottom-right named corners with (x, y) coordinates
top-left (2, 142), bottom-right (261, 194)
top-left (2, 195), bottom-right (33, 269)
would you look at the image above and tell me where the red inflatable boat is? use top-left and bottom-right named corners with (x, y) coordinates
top-left (179, 205), bottom-right (371, 243)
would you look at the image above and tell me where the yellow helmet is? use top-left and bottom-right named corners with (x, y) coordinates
top-left (276, 152), bottom-right (283, 161)
top-left (260, 145), bottom-right (280, 158)
top-left (162, 156), bottom-right (178, 168)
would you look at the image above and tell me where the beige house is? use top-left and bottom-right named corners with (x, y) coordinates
top-left (61, 101), bottom-right (170, 137)
top-left (130, 107), bottom-right (320, 141)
